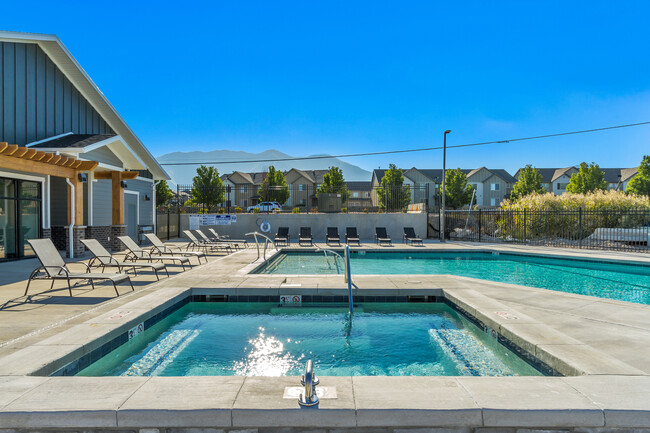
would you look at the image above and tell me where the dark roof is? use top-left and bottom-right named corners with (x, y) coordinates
top-left (28, 134), bottom-right (116, 149)
top-left (601, 168), bottom-right (639, 183)
top-left (488, 169), bottom-right (517, 184)
top-left (346, 181), bottom-right (371, 191)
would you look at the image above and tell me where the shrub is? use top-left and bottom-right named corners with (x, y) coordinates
top-left (217, 208), bottom-right (225, 214)
top-left (292, 207), bottom-right (300, 214)
top-left (234, 207), bottom-right (242, 213)
top-left (310, 207), bottom-right (318, 214)
top-left (363, 208), bottom-right (368, 213)
top-left (253, 208), bottom-right (260, 213)
top-left (341, 207), bottom-right (347, 213)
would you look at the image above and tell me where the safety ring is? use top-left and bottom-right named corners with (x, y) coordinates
top-left (260, 220), bottom-right (271, 233)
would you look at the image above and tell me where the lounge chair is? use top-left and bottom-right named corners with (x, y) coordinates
top-left (375, 227), bottom-right (392, 246)
top-left (81, 238), bottom-right (169, 280)
top-left (193, 230), bottom-right (233, 253)
top-left (118, 236), bottom-right (191, 270)
top-left (183, 230), bottom-right (209, 254)
top-left (345, 227), bottom-right (360, 246)
top-left (326, 227), bottom-right (340, 246)
top-left (403, 227), bottom-right (423, 245)
top-left (207, 228), bottom-right (247, 249)
top-left (299, 227), bottom-right (313, 246)
top-left (25, 238), bottom-right (133, 297)
top-left (144, 233), bottom-right (207, 264)
top-left (275, 227), bottom-right (290, 246)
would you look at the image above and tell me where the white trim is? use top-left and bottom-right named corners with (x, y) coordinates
top-left (78, 160), bottom-right (124, 172)
top-left (26, 147), bottom-right (84, 153)
top-left (79, 135), bottom-right (121, 153)
top-left (88, 171), bottom-right (94, 226)
top-left (25, 132), bottom-right (73, 147)
top-left (124, 190), bottom-right (140, 226)
top-left (135, 176), bottom-right (154, 183)
top-left (45, 176), bottom-right (50, 229)
top-left (0, 171), bottom-right (46, 182)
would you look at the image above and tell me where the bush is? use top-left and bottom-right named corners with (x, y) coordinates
top-left (310, 207), bottom-right (318, 214)
top-left (341, 207), bottom-right (347, 213)
top-left (363, 208), bottom-right (368, 213)
top-left (234, 207), bottom-right (242, 213)
top-left (217, 208), bottom-right (225, 214)
top-left (292, 207), bottom-right (300, 214)
top-left (253, 208), bottom-right (260, 213)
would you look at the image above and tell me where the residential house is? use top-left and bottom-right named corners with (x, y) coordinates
top-left (0, 31), bottom-right (169, 260)
top-left (346, 181), bottom-right (372, 209)
top-left (514, 167), bottom-right (638, 195)
top-left (284, 169), bottom-right (328, 208)
top-left (220, 171), bottom-right (267, 209)
top-left (465, 168), bottom-right (517, 207)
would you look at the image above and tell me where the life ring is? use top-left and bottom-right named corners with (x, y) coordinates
top-left (260, 220), bottom-right (271, 233)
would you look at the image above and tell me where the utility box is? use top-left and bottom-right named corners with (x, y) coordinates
top-left (318, 193), bottom-right (343, 213)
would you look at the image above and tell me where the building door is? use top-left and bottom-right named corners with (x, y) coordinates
top-left (124, 193), bottom-right (138, 240)
top-left (0, 177), bottom-right (41, 261)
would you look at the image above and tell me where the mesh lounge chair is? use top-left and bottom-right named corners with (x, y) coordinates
top-left (275, 227), bottom-right (290, 246)
top-left (81, 238), bottom-right (169, 280)
top-left (25, 238), bottom-right (133, 297)
top-left (403, 227), bottom-right (423, 245)
top-left (207, 228), bottom-right (247, 249)
top-left (299, 227), bottom-right (313, 246)
top-left (346, 227), bottom-right (360, 246)
top-left (326, 227), bottom-right (340, 246)
top-left (144, 233), bottom-right (207, 264)
top-left (193, 230), bottom-right (233, 253)
top-left (183, 230), bottom-right (209, 254)
top-left (375, 227), bottom-right (392, 246)
top-left (118, 236), bottom-right (191, 270)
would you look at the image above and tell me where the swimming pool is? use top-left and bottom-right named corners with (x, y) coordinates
top-left (256, 251), bottom-right (650, 304)
top-left (76, 302), bottom-right (541, 377)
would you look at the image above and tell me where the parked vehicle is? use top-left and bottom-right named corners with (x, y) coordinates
top-left (247, 202), bottom-right (281, 213)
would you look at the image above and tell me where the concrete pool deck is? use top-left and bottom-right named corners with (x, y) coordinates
top-left (1, 240), bottom-right (650, 431)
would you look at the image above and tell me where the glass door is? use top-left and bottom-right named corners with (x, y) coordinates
top-left (0, 177), bottom-right (41, 261)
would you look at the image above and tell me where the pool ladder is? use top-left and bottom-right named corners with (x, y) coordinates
top-left (298, 359), bottom-right (319, 407)
top-left (245, 232), bottom-right (277, 262)
top-left (315, 245), bottom-right (354, 315)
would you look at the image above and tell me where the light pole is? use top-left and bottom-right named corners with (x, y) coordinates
top-left (440, 130), bottom-right (451, 242)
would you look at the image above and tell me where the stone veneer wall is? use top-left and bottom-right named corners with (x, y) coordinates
top-left (48, 226), bottom-right (86, 257)
top-left (85, 225), bottom-right (111, 250)
top-left (49, 226), bottom-right (67, 251)
top-left (110, 224), bottom-right (127, 252)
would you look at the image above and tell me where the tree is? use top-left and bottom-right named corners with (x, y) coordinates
top-left (258, 166), bottom-right (290, 204)
top-left (444, 168), bottom-right (474, 209)
top-left (510, 165), bottom-right (546, 200)
top-left (626, 155), bottom-right (650, 196)
top-left (155, 180), bottom-right (174, 207)
top-left (377, 164), bottom-right (411, 210)
top-left (191, 165), bottom-right (225, 208)
top-left (317, 166), bottom-right (350, 203)
top-left (566, 162), bottom-right (607, 194)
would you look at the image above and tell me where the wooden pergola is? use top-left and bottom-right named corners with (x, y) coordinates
top-left (0, 142), bottom-right (137, 226)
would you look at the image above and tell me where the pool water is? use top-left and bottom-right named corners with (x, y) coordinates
top-left (257, 251), bottom-right (650, 304)
top-left (77, 303), bottom-right (541, 377)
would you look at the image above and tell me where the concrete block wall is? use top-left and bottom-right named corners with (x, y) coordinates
top-left (179, 213), bottom-right (428, 242)
top-left (86, 225), bottom-right (111, 250)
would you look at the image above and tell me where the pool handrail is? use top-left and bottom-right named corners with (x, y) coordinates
top-left (245, 232), bottom-right (277, 261)
top-left (298, 360), bottom-right (319, 407)
top-left (314, 246), bottom-right (342, 274)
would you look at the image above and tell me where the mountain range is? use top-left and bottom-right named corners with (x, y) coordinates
top-left (156, 149), bottom-right (372, 185)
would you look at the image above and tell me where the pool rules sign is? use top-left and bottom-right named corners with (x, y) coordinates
top-left (189, 214), bottom-right (237, 229)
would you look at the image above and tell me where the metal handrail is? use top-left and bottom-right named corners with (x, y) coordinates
top-left (245, 232), bottom-right (277, 261)
top-left (344, 244), bottom-right (354, 315)
top-left (314, 247), bottom-right (342, 274)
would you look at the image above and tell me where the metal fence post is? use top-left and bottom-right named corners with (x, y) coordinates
top-left (478, 209), bottom-right (482, 242)
top-left (578, 207), bottom-right (583, 249)
top-left (523, 209), bottom-right (527, 244)
top-left (177, 184), bottom-right (181, 238)
top-left (167, 207), bottom-right (170, 240)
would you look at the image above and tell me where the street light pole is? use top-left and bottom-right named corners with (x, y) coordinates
top-left (440, 130), bottom-right (451, 242)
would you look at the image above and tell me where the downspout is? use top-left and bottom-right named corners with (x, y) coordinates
top-left (153, 180), bottom-right (160, 235)
top-left (65, 178), bottom-right (75, 259)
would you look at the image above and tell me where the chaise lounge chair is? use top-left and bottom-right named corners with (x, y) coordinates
top-left (207, 228), bottom-right (247, 249)
top-left (275, 227), bottom-right (290, 246)
top-left (299, 227), bottom-right (313, 246)
top-left (118, 236), bottom-right (191, 270)
top-left (375, 227), bottom-right (392, 246)
top-left (193, 230), bottom-right (233, 253)
top-left (403, 227), bottom-right (423, 245)
top-left (345, 227), bottom-right (360, 246)
top-left (326, 227), bottom-right (341, 246)
top-left (25, 238), bottom-right (133, 297)
top-left (81, 238), bottom-right (169, 280)
top-left (143, 233), bottom-right (207, 264)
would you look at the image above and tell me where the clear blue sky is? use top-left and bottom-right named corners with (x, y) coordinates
top-left (4, 1), bottom-right (649, 173)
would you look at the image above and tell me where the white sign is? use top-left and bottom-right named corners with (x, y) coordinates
top-left (189, 214), bottom-right (237, 229)
top-left (280, 295), bottom-right (302, 304)
top-left (128, 322), bottom-right (144, 340)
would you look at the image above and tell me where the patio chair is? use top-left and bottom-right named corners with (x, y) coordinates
top-left (25, 238), bottom-right (133, 297)
top-left (403, 227), bottom-right (423, 245)
top-left (375, 227), bottom-right (392, 246)
top-left (345, 227), bottom-right (360, 246)
top-left (183, 230), bottom-right (209, 254)
top-left (299, 227), bottom-right (313, 246)
top-left (275, 227), bottom-right (290, 246)
top-left (81, 238), bottom-right (169, 280)
top-left (118, 236), bottom-right (191, 270)
top-left (193, 230), bottom-right (233, 253)
top-left (326, 227), bottom-right (341, 246)
top-left (207, 228), bottom-right (247, 249)
top-left (143, 233), bottom-right (207, 264)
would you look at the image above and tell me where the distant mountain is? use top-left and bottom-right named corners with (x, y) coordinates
top-left (156, 149), bottom-right (372, 184)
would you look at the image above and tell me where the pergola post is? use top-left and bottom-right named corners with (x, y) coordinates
top-left (112, 171), bottom-right (124, 225)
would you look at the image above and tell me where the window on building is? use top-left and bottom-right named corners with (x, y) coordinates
top-left (353, 192), bottom-right (359, 198)
top-left (491, 183), bottom-right (500, 191)
top-left (298, 184), bottom-right (304, 192)
top-left (299, 199), bottom-right (306, 206)
top-left (557, 183), bottom-right (564, 190)
top-left (490, 198), bottom-right (497, 206)
top-left (240, 186), bottom-right (248, 193)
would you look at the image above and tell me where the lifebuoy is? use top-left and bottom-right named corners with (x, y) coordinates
top-left (260, 220), bottom-right (271, 233)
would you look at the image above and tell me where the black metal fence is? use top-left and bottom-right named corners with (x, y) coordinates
top-left (164, 183), bottom-right (441, 214)
top-left (444, 208), bottom-right (650, 252)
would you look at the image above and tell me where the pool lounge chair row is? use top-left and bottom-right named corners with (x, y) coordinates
top-left (273, 227), bottom-right (422, 246)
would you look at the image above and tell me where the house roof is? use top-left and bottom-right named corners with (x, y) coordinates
top-left (346, 181), bottom-right (371, 191)
top-left (28, 133), bottom-right (117, 150)
top-left (0, 31), bottom-right (169, 180)
top-left (601, 167), bottom-right (639, 183)
top-left (290, 169), bottom-right (329, 184)
top-left (517, 167), bottom-right (576, 183)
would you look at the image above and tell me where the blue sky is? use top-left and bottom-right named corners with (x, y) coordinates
top-left (4, 1), bottom-right (650, 173)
